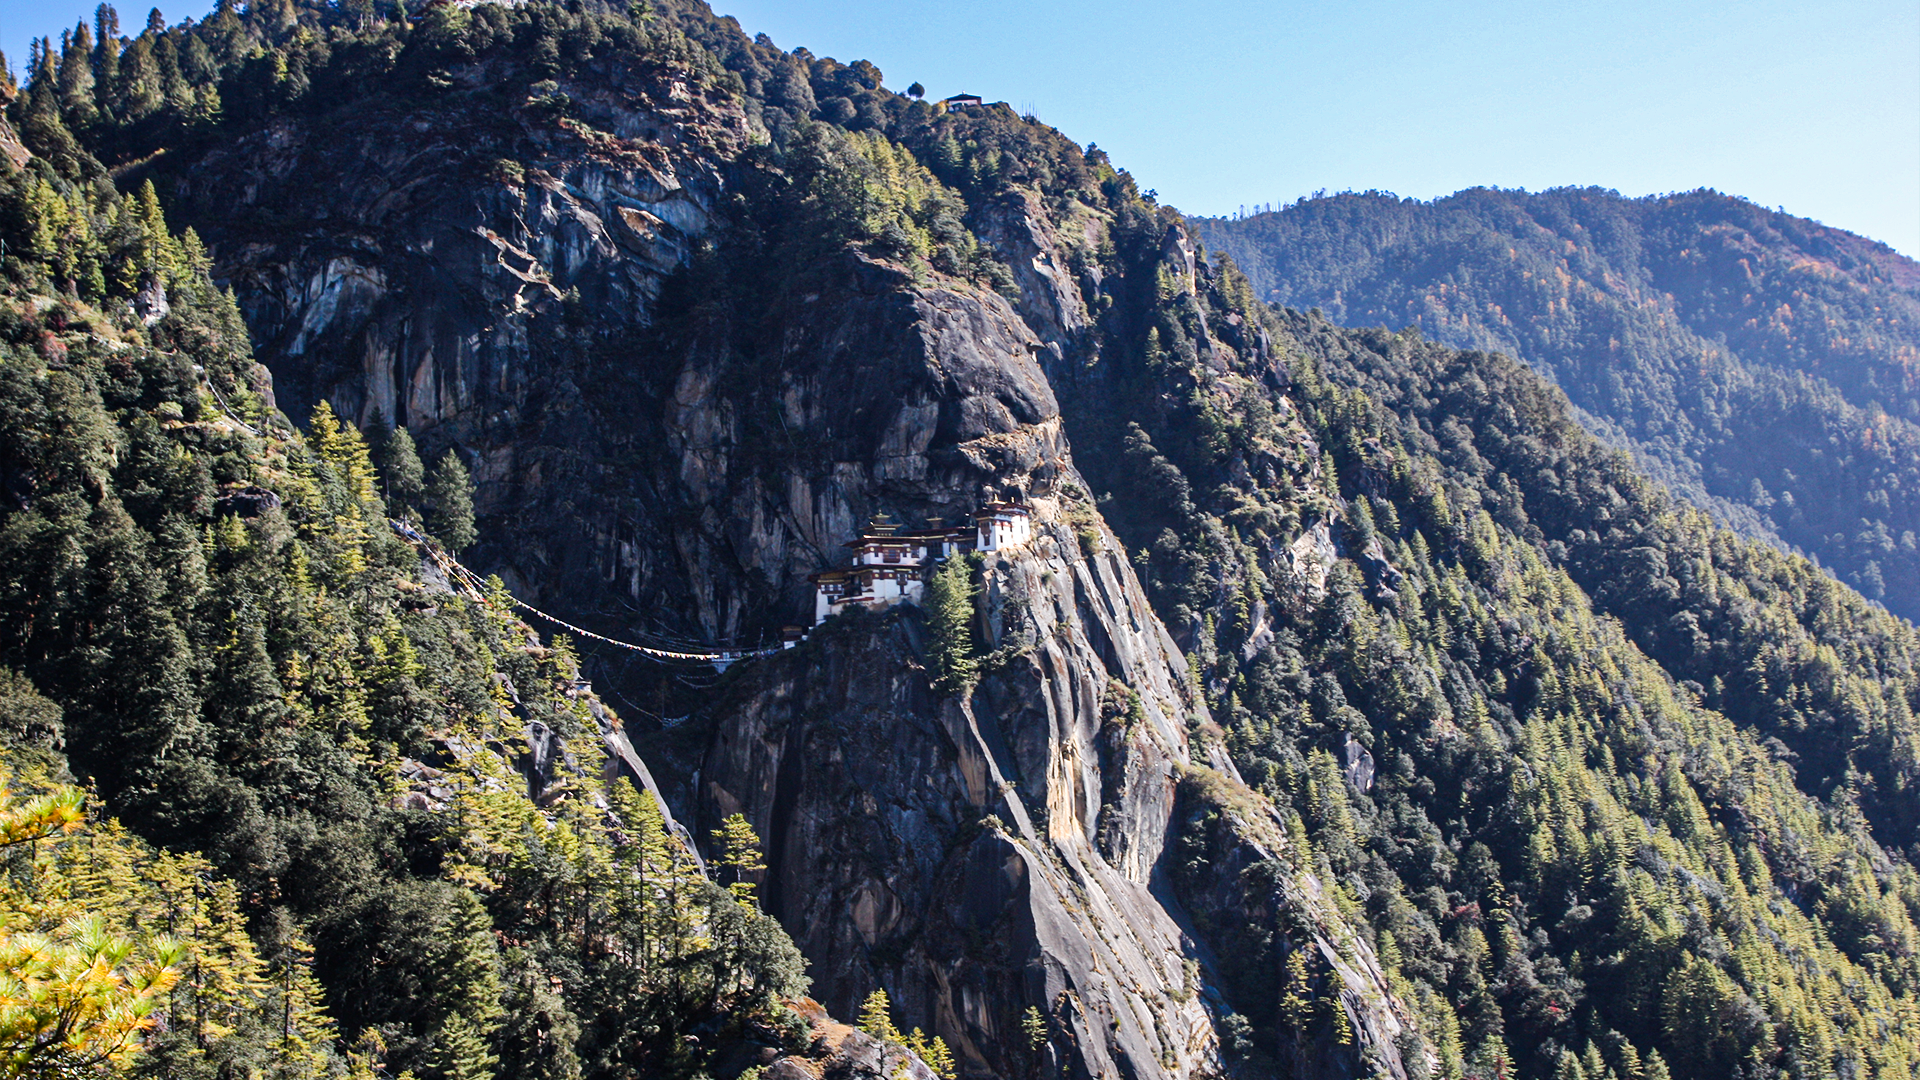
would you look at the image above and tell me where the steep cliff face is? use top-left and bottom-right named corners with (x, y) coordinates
top-left (699, 532), bottom-right (1220, 1079)
top-left (153, 29), bottom-right (1421, 1080)
top-left (697, 523), bottom-right (1422, 1080)
top-left (174, 52), bottom-right (744, 435)
top-left (166, 51), bottom-right (748, 626)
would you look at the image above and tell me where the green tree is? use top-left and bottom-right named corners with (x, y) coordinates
top-left (56, 25), bottom-right (96, 125)
top-left (857, 989), bottom-right (898, 1042)
top-left (496, 964), bottom-right (581, 1080)
top-left (1020, 1006), bottom-right (1047, 1079)
top-left (428, 449), bottom-right (477, 553)
top-left (382, 426), bottom-right (427, 518)
top-left (924, 558), bottom-right (976, 695)
top-left (903, 1028), bottom-right (955, 1079)
top-left (856, 988), bottom-right (952, 1079)
top-left (711, 813), bottom-right (766, 906)
top-left (1659, 953), bottom-right (1768, 1077)
top-left (0, 82), bottom-right (834, 1079)
top-left (0, 915), bottom-right (183, 1078)
top-left (89, 6), bottom-right (118, 114)
top-left (426, 1011), bottom-right (497, 1080)
top-left (0, 669), bottom-right (64, 766)
top-left (433, 889), bottom-right (504, 1039)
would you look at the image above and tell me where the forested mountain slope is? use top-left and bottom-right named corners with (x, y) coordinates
top-left (0, 94), bottom-right (918, 1080)
top-left (1194, 190), bottom-right (1920, 619)
top-left (5, 5), bottom-right (1423, 1079)
top-left (1035, 212), bottom-right (1920, 1079)
top-left (3, 2), bottom-right (1917, 1079)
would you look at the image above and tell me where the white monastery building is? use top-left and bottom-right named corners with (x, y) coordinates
top-left (808, 503), bottom-right (1032, 626)
top-left (974, 501), bottom-right (1033, 551)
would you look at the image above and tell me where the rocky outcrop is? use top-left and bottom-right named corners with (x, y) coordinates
top-left (697, 483), bottom-right (1420, 1080)
top-left (971, 190), bottom-right (1095, 364)
top-left (0, 116), bottom-right (30, 172)
top-left (747, 999), bottom-right (941, 1080)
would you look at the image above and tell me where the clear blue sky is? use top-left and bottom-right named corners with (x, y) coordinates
top-left (4, 0), bottom-right (1916, 254)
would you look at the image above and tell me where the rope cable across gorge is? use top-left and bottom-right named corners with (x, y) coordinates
top-left (387, 519), bottom-right (779, 667)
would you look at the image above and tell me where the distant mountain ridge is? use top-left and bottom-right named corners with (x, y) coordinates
top-left (1195, 187), bottom-right (1920, 618)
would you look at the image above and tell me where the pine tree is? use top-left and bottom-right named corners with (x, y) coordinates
top-left (115, 30), bottom-right (163, 121)
top-left (0, 668), bottom-right (66, 766)
top-left (610, 781), bottom-right (671, 976)
top-left (1614, 1042), bottom-right (1644, 1080)
top-left (0, 768), bottom-right (341, 1078)
top-left (91, 6), bottom-right (120, 110)
top-left (130, 179), bottom-right (181, 285)
top-left (426, 1011), bottom-right (497, 1080)
top-left (903, 1027), bottom-right (956, 1079)
top-left (1580, 1041), bottom-right (1609, 1080)
top-left (0, 914), bottom-right (184, 1076)
top-left (429, 449), bottom-right (477, 553)
top-left (857, 988), bottom-right (951, 1078)
top-left (924, 557), bottom-right (976, 694)
top-left (1278, 948), bottom-right (1312, 1035)
top-left (305, 401), bottom-right (380, 578)
top-left (150, 858), bottom-right (270, 1050)
top-left (382, 426), bottom-right (427, 518)
top-left (264, 927), bottom-right (332, 1073)
top-left (1022, 1006), bottom-right (1046, 1051)
top-left (1020, 1006), bottom-right (1048, 1079)
top-left (434, 891), bottom-right (504, 1035)
top-left (56, 24), bottom-right (96, 125)
top-left (857, 989), bottom-right (899, 1042)
top-left (711, 813), bottom-right (765, 906)
top-left (310, 401), bottom-right (380, 512)
top-left (1326, 991), bottom-right (1353, 1048)
top-left (496, 966), bottom-right (581, 1080)
top-left (0, 772), bottom-right (83, 849)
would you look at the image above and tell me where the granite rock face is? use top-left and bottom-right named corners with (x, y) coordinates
top-left (699, 507), bottom-right (1225, 1079)
top-left (174, 54), bottom-right (743, 440)
top-left (970, 189), bottom-right (1094, 364)
top-left (169, 54), bottom-right (748, 626)
top-left (165, 45), bottom-right (1423, 1080)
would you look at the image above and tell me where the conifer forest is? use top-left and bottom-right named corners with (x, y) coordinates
top-left (0, 3), bottom-right (1914, 1079)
